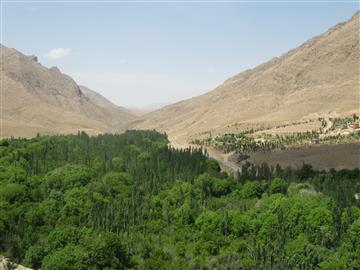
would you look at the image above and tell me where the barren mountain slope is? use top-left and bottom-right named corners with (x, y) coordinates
top-left (79, 85), bottom-right (135, 129)
top-left (1, 45), bottom-right (136, 138)
top-left (133, 11), bottom-right (360, 143)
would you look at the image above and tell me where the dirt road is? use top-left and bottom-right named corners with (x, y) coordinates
top-left (168, 135), bottom-right (241, 173)
top-left (169, 134), bottom-right (360, 172)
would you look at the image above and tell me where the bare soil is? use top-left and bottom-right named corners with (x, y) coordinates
top-left (231, 143), bottom-right (360, 170)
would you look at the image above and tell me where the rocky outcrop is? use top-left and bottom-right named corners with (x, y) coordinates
top-left (0, 256), bottom-right (32, 270)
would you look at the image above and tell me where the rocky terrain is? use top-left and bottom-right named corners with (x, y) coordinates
top-left (0, 256), bottom-right (31, 270)
top-left (1, 45), bottom-right (136, 138)
top-left (133, 11), bottom-right (360, 144)
top-left (1, 12), bottom-right (359, 144)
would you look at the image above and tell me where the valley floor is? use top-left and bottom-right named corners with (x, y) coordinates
top-left (230, 142), bottom-right (360, 171)
top-left (169, 137), bottom-right (360, 173)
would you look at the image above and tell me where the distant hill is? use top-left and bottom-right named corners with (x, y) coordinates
top-left (129, 102), bottom-right (171, 116)
top-left (79, 85), bottom-right (136, 128)
top-left (132, 11), bottom-right (360, 144)
top-left (1, 45), bottom-right (136, 138)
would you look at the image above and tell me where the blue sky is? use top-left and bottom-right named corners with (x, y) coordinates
top-left (2, 1), bottom-right (359, 107)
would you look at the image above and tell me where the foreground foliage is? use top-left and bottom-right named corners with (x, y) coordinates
top-left (0, 131), bottom-right (359, 269)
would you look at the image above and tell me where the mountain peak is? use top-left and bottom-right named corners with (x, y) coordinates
top-left (50, 66), bottom-right (61, 73)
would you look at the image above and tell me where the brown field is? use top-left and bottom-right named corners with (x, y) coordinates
top-left (231, 143), bottom-right (360, 170)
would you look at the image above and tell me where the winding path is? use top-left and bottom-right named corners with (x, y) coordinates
top-left (169, 135), bottom-right (240, 174)
top-left (206, 148), bottom-right (240, 174)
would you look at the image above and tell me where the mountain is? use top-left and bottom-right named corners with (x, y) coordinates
top-left (79, 85), bottom-right (135, 127)
top-left (132, 11), bottom-right (360, 144)
top-left (129, 102), bottom-right (171, 116)
top-left (0, 45), bottom-right (136, 138)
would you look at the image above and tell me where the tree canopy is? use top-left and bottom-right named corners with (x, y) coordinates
top-left (0, 130), bottom-right (359, 269)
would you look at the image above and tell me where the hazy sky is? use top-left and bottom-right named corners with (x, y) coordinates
top-left (2, 1), bottom-right (359, 108)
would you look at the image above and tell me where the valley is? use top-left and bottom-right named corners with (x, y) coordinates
top-left (192, 116), bottom-right (360, 170)
top-left (0, 7), bottom-right (359, 270)
top-left (234, 142), bottom-right (360, 171)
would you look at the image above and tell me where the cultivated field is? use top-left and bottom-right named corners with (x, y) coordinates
top-left (231, 143), bottom-right (360, 170)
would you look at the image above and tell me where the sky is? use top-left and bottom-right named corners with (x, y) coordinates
top-left (2, 1), bottom-right (359, 108)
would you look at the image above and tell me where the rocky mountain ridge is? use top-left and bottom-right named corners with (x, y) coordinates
top-left (1, 44), bottom-right (136, 138)
top-left (132, 11), bottom-right (360, 143)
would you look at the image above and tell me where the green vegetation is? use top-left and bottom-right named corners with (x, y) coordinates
top-left (195, 131), bottom-right (321, 153)
top-left (194, 130), bottom-right (360, 154)
top-left (329, 115), bottom-right (358, 131)
top-left (0, 131), bottom-right (359, 269)
top-left (195, 115), bottom-right (360, 155)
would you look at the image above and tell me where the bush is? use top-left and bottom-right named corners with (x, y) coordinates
top-left (239, 181), bottom-right (263, 199)
top-left (268, 178), bottom-right (288, 194)
top-left (195, 210), bottom-right (224, 235)
top-left (41, 245), bottom-right (89, 270)
top-left (0, 183), bottom-right (27, 203)
top-left (44, 164), bottom-right (94, 192)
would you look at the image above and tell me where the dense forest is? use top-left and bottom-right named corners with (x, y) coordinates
top-left (0, 130), bottom-right (359, 269)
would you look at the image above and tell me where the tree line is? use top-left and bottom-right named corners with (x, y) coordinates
top-left (0, 130), bottom-right (359, 269)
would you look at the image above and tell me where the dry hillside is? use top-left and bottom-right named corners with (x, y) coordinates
top-left (0, 45), bottom-right (136, 138)
top-left (133, 11), bottom-right (360, 144)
